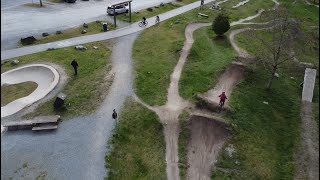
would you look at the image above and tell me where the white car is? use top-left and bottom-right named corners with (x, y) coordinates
top-left (107, 5), bottom-right (129, 15)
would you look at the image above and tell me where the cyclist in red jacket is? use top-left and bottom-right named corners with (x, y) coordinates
top-left (218, 92), bottom-right (228, 107)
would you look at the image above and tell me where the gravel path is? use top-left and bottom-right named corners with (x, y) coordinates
top-left (1, 33), bottom-right (138, 179)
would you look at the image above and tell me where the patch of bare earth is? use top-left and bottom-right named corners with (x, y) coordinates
top-left (186, 116), bottom-right (230, 180)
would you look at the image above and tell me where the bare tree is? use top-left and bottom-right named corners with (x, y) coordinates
top-left (39, 0), bottom-right (43, 7)
top-left (247, 7), bottom-right (300, 90)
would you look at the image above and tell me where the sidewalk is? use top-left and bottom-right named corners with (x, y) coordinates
top-left (1, 0), bottom-right (216, 61)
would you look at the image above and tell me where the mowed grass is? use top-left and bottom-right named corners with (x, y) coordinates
top-left (220, 0), bottom-right (275, 22)
top-left (105, 100), bottom-right (166, 179)
top-left (1, 82), bottom-right (38, 106)
top-left (180, 27), bottom-right (236, 101)
top-left (133, 23), bottom-right (185, 105)
top-left (118, 3), bottom-right (181, 23)
top-left (212, 66), bottom-right (302, 179)
top-left (1, 41), bottom-right (112, 119)
top-left (20, 21), bottom-right (115, 46)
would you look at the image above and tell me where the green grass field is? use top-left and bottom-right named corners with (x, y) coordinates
top-left (180, 27), bottom-right (236, 101)
top-left (105, 100), bottom-right (166, 179)
top-left (1, 82), bottom-right (38, 106)
top-left (20, 21), bottom-right (115, 47)
top-left (118, 3), bottom-right (181, 23)
top-left (1, 41), bottom-right (112, 119)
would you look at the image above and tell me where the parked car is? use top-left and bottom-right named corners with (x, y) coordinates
top-left (65, 0), bottom-right (77, 3)
top-left (107, 5), bottom-right (128, 15)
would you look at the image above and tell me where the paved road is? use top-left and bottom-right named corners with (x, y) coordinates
top-left (1, 0), bottom-right (216, 61)
top-left (1, 33), bottom-right (138, 179)
top-left (1, 0), bottom-right (173, 50)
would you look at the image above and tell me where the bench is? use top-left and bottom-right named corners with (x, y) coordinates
top-left (3, 115), bottom-right (60, 131)
top-left (198, 13), bottom-right (209, 17)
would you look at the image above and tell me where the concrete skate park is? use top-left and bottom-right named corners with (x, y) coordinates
top-left (1, 0), bottom-right (319, 179)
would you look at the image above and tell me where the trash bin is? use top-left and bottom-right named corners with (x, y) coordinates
top-left (54, 93), bottom-right (67, 109)
top-left (103, 23), bottom-right (108, 32)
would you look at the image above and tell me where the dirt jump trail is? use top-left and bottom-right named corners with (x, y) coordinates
top-left (186, 116), bottom-right (230, 180)
top-left (200, 63), bottom-right (246, 109)
top-left (155, 23), bottom-right (210, 180)
top-left (134, 23), bottom-right (210, 180)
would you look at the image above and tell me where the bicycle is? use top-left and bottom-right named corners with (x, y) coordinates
top-left (218, 101), bottom-right (224, 112)
top-left (138, 20), bottom-right (148, 27)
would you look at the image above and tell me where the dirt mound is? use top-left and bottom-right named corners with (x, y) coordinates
top-left (186, 115), bottom-right (230, 180)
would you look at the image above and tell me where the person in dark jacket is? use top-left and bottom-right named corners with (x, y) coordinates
top-left (71, 59), bottom-right (78, 75)
top-left (112, 109), bottom-right (117, 120)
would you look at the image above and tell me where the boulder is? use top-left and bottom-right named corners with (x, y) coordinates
top-left (96, 20), bottom-right (101, 24)
top-left (263, 101), bottom-right (269, 105)
top-left (83, 23), bottom-right (88, 28)
top-left (56, 31), bottom-right (62, 34)
top-left (160, 2), bottom-right (165, 7)
top-left (75, 45), bottom-right (87, 50)
top-left (21, 36), bottom-right (37, 45)
top-left (274, 73), bottom-right (280, 78)
top-left (93, 46), bottom-right (98, 49)
top-left (81, 30), bottom-right (87, 34)
top-left (155, 6), bottom-right (159, 8)
top-left (147, 7), bottom-right (153, 12)
top-left (42, 32), bottom-right (49, 37)
top-left (47, 48), bottom-right (56, 51)
top-left (11, 60), bottom-right (19, 66)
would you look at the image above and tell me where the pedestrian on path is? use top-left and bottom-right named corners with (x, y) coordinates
top-left (112, 109), bottom-right (118, 120)
top-left (71, 59), bottom-right (79, 76)
top-left (155, 15), bottom-right (160, 23)
top-left (200, 0), bottom-right (204, 9)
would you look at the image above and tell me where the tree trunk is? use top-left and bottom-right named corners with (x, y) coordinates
top-left (39, 0), bottom-right (43, 7)
top-left (267, 66), bottom-right (277, 90)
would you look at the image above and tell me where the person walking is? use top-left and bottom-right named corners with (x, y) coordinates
top-left (155, 15), bottom-right (160, 23)
top-left (200, 0), bottom-right (204, 9)
top-left (71, 59), bottom-right (79, 76)
top-left (112, 109), bottom-right (118, 120)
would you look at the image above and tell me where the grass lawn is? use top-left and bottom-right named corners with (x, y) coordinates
top-left (20, 21), bottom-right (115, 46)
top-left (118, 3), bottom-right (182, 23)
top-left (212, 66), bottom-right (302, 179)
top-left (180, 27), bottom-right (236, 101)
top-left (105, 99), bottom-right (166, 179)
top-left (23, 3), bottom-right (46, 8)
top-left (1, 41), bottom-right (112, 119)
top-left (1, 82), bottom-right (38, 106)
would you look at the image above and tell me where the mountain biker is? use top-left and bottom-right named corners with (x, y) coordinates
top-left (218, 92), bottom-right (228, 107)
top-left (142, 17), bottom-right (146, 24)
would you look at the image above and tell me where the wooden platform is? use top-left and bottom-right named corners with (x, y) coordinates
top-left (3, 115), bottom-right (60, 131)
top-left (32, 124), bottom-right (58, 131)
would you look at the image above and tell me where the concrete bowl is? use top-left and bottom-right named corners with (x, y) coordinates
top-left (1, 64), bottom-right (59, 118)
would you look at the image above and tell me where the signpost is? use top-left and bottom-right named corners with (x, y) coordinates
top-left (110, 0), bottom-right (132, 27)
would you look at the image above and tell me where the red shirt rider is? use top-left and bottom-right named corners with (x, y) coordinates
top-left (218, 92), bottom-right (228, 105)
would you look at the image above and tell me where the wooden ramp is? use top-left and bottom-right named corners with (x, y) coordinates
top-left (3, 115), bottom-right (60, 131)
top-left (302, 68), bottom-right (317, 102)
